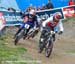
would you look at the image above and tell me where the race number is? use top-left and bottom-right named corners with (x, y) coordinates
top-left (25, 24), bottom-right (30, 29)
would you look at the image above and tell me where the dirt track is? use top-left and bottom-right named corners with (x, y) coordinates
top-left (15, 19), bottom-right (75, 64)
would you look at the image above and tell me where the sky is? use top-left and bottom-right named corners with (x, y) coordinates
top-left (0, 0), bottom-right (19, 10)
top-left (0, 0), bottom-right (68, 11)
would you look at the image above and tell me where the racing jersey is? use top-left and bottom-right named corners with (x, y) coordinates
top-left (42, 16), bottom-right (64, 31)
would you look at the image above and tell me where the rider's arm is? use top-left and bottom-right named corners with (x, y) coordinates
top-left (20, 11), bottom-right (29, 18)
top-left (54, 25), bottom-right (59, 32)
top-left (42, 16), bottom-right (53, 27)
top-left (23, 15), bottom-right (28, 23)
top-left (58, 19), bottom-right (64, 32)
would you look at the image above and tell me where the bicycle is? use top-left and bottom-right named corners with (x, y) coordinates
top-left (39, 29), bottom-right (55, 57)
top-left (14, 24), bottom-right (30, 45)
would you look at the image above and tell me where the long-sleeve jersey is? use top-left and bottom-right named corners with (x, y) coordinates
top-left (42, 16), bottom-right (64, 32)
top-left (20, 12), bottom-right (38, 27)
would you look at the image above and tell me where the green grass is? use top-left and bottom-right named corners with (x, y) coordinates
top-left (0, 32), bottom-right (38, 64)
top-left (63, 16), bottom-right (75, 22)
top-left (66, 50), bottom-right (75, 54)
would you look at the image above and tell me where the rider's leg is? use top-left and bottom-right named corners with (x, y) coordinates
top-left (23, 28), bottom-right (30, 39)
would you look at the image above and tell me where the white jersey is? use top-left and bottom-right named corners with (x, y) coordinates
top-left (42, 16), bottom-right (64, 32)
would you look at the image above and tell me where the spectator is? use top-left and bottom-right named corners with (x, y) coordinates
top-left (37, 6), bottom-right (41, 11)
top-left (25, 4), bottom-right (33, 13)
top-left (68, 0), bottom-right (75, 6)
top-left (46, 0), bottom-right (54, 9)
top-left (29, 4), bottom-right (33, 9)
top-left (27, 4), bottom-right (33, 11)
top-left (25, 8), bottom-right (30, 12)
top-left (41, 4), bottom-right (46, 10)
top-left (34, 6), bottom-right (37, 11)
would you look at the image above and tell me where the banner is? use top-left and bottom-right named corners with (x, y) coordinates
top-left (36, 8), bottom-right (64, 20)
top-left (0, 7), bottom-right (65, 26)
top-left (0, 9), bottom-right (23, 26)
top-left (4, 11), bottom-right (22, 26)
top-left (62, 5), bottom-right (75, 18)
top-left (0, 5), bottom-right (75, 27)
top-left (0, 12), bottom-right (6, 31)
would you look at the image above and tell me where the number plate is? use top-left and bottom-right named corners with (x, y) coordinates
top-left (25, 24), bottom-right (30, 29)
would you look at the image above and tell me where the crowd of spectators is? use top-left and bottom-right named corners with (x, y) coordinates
top-left (25, 0), bottom-right (75, 13)
top-left (25, 0), bottom-right (54, 12)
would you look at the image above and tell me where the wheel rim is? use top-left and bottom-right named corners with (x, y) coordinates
top-left (45, 41), bottom-right (53, 57)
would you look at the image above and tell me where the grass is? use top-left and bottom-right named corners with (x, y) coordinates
top-left (62, 16), bottom-right (75, 22)
top-left (0, 31), bottom-right (38, 64)
top-left (66, 50), bottom-right (75, 54)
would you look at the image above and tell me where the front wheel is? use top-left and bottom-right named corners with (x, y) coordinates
top-left (14, 36), bottom-right (19, 45)
top-left (38, 42), bottom-right (45, 53)
top-left (45, 40), bottom-right (53, 58)
top-left (14, 29), bottom-right (25, 45)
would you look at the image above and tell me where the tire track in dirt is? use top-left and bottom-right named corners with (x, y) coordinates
top-left (18, 32), bottom-right (75, 64)
top-left (6, 19), bottom-right (75, 64)
top-left (17, 20), bottom-right (75, 64)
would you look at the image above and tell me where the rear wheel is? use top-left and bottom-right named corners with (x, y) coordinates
top-left (45, 40), bottom-right (53, 58)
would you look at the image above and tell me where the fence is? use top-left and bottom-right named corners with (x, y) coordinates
top-left (0, 5), bottom-right (75, 31)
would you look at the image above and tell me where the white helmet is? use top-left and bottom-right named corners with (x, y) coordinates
top-left (54, 12), bottom-right (62, 21)
top-left (29, 9), bottom-right (35, 15)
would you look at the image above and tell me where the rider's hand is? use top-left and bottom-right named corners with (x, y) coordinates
top-left (55, 31), bottom-right (58, 33)
top-left (58, 31), bottom-right (63, 35)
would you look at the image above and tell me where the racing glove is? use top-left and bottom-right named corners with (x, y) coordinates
top-left (58, 31), bottom-right (63, 35)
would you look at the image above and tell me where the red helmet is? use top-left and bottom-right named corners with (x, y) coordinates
top-left (54, 12), bottom-right (62, 21)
